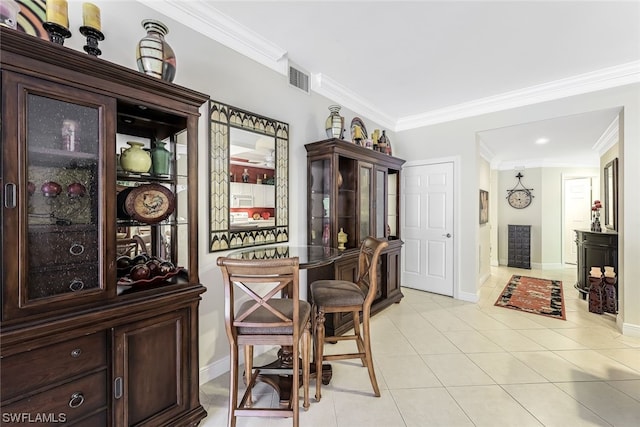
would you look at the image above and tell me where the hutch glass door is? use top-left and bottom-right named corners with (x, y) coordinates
top-left (358, 162), bottom-right (373, 242)
top-left (309, 157), bottom-right (331, 247)
top-left (25, 93), bottom-right (102, 305)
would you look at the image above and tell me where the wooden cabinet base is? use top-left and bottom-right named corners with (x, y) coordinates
top-left (0, 286), bottom-right (207, 427)
top-left (307, 241), bottom-right (404, 337)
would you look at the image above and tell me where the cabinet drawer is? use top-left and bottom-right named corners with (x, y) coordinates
top-left (28, 231), bottom-right (98, 268)
top-left (70, 410), bottom-right (107, 426)
top-left (1, 332), bottom-right (106, 400)
top-left (28, 264), bottom-right (99, 300)
top-left (0, 370), bottom-right (107, 426)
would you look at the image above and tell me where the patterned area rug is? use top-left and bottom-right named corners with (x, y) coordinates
top-left (495, 275), bottom-right (566, 320)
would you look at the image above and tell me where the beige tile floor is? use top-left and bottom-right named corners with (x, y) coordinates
top-left (199, 265), bottom-right (640, 426)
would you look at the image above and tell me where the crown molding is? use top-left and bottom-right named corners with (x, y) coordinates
top-left (495, 159), bottom-right (599, 171)
top-left (137, 0), bottom-right (288, 75)
top-left (311, 73), bottom-right (397, 130)
top-left (395, 61), bottom-right (640, 132)
top-left (140, 1), bottom-right (639, 133)
top-left (592, 114), bottom-right (620, 156)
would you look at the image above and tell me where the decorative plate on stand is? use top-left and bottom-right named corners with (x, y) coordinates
top-left (350, 117), bottom-right (367, 145)
top-left (118, 183), bottom-right (175, 224)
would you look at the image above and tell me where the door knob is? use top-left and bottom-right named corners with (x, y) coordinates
top-left (443, 233), bottom-right (451, 238)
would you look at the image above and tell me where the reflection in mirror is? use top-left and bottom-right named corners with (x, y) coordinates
top-left (209, 100), bottom-right (289, 252)
top-left (229, 128), bottom-right (276, 229)
top-left (604, 158), bottom-right (618, 231)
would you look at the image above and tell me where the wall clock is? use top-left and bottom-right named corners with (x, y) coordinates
top-left (506, 172), bottom-right (534, 209)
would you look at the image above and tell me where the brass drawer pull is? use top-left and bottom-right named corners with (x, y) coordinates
top-left (70, 348), bottom-right (82, 358)
top-left (69, 243), bottom-right (85, 256)
top-left (69, 279), bottom-right (85, 292)
top-left (68, 392), bottom-right (85, 408)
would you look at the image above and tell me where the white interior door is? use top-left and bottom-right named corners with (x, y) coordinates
top-left (563, 177), bottom-right (592, 264)
top-left (402, 162), bottom-right (454, 296)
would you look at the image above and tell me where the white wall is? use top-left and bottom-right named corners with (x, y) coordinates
top-left (497, 168), bottom-right (542, 267)
top-left (59, 1), bottom-right (640, 382)
top-left (496, 166), bottom-right (599, 269)
top-left (477, 156), bottom-right (491, 286)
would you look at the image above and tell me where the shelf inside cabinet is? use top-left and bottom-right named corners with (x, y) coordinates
top-left (28, 147), bottom-right (98, 168)
top-left (116, 218), bottom-right (184, 227)
top-left (117, 101), bottom-right (188, 141)
top-left (116, 173), bottom-right (176, 183)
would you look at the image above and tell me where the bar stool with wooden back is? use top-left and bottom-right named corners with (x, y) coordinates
top-left (310, 236), bottom-right (388, 401)
top-left (217, 256), bottom-right (311, 427)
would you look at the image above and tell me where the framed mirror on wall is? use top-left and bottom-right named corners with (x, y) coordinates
top-left (604, 158), bottom-right (618, 231)
top-left (209, 99), bottom-right (289, 252)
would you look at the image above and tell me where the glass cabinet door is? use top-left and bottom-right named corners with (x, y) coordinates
top-left (358, 162), bottom-right (373, 243)
top-left (24, 93), bottom-right (104, 305)
top-left (375, 168), bottom-right (387, 238)
top-left (309, 157), bottom-right (331, 247)
top-left (387, 170), bottom-right (400, 239)
top-left (2, 72), bottom-right (114, 320)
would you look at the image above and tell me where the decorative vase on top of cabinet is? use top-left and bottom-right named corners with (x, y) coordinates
top-left (305, 138), bottom-right (405, 337)
top-left (0, 28), bottom-right (207, 426)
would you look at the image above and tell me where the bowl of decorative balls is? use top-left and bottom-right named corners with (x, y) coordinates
top-left (117, 253), bottom-right (184, 287)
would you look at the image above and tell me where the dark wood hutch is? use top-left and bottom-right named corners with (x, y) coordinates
top-left (1, 28), bottom-right (207, 425)
top-left (305, 138), bottom-right (405, 336)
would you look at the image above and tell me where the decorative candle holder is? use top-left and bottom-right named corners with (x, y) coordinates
top-left (43, 21), bottom-right (71, 45)
top-left (79, 26), bottom-right (105, 56)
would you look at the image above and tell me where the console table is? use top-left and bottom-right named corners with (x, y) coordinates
top-left (574, 229), bottom-right (618, 299)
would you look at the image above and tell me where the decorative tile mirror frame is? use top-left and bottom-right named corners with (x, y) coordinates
top-left (209, 100), bottom-right (289, 252)
top-left (604, 157), bottom-right (618, 231)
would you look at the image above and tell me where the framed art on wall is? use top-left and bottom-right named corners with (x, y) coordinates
top-left (479, 189), bottom-right (489, 224)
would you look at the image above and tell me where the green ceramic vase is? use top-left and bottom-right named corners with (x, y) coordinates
top-left (150, 141), bottom-right (171, 175)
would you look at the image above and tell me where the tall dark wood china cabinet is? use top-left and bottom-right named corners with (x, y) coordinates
top-left (1, 28), bottom-right (208, 426)
top-left (305, 138), bottom-right (405, 336)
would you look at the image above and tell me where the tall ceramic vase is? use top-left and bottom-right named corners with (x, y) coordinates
top-left (136, 19), bottom-right (177, 82)
top-left (150, 141), bottom-right (171, 175)
top-left (325, 105), bottom-right (344, 139)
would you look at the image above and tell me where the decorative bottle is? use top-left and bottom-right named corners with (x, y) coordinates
top-left (378, 130), bottom-right (389, 153)
top-left (136, 19), bottom-right (177, 82)
top-left (150, 140), bottom-right (171, 175)
top-left (322, 223), bottom-right (330, 248)
top-left (120, 141), bottom-right (151, 173)
top-left (325, 105), bottom-right (345, 139)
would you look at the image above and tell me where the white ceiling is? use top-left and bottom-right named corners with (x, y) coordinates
top-left (142, 1), bottom-right (640, 169)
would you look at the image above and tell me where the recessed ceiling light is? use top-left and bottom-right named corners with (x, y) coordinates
top-left (535, 138), bottom-right (549, 144)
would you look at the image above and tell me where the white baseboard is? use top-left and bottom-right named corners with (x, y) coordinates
top-left (200, 357), bottom-right (229, 386)
top-left (622, 321), bottom-right (640, 338)
top-left (531, 262), bottom-right (564, 270)
top-left (478, 271), bottom-right (490, 286)
top-left (497, 260), bottom-right (563, 270)
top-left (199, 345), bottom-right (274, 386)
top-left (457, 289), bottom-right (478, 303)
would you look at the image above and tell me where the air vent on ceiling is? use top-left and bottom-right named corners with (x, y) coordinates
top-left (289, 65), bottom-right (310, 94)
